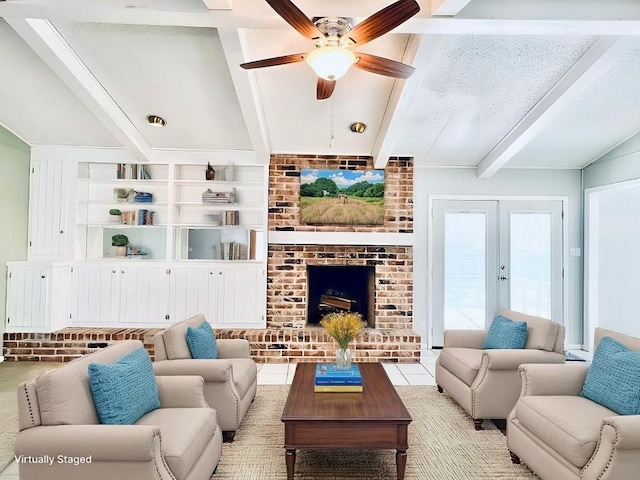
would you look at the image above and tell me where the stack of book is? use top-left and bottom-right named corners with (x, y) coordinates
top-left (314, 364), bottom-right (363, 392)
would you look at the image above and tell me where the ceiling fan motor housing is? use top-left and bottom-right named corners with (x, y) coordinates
top-left (312, 17), bottom-right (353, 46)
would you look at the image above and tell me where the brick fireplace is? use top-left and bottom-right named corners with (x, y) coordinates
top-left (260, 154), bottom-right (421, 363)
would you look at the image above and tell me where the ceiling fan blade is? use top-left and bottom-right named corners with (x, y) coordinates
top-left (240, 53), bottom-right (306, 70)
top-left (342, 0), bottom-right (420, 47)
top-left (317, 78), bottom-right (336, 100)
top-left (266, 0), bottom-right (322, 40)
top-left (353, 53), bottom-right (415, 79)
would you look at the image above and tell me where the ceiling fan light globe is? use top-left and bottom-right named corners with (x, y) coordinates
top-left (306, 46), bottom-right (355, 81)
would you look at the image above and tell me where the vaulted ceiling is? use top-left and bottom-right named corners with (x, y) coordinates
top-left (1, 0), bottom-right (640, 176)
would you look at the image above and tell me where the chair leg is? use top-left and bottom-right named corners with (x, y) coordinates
top-left (223, 431), bottom-right (236, 443)
top-left (509, 451), bottom-right (521, 464)
top-left (436, 385), bottom-right (443, 393)
top-left (473, 419), bottom-right (483, 430)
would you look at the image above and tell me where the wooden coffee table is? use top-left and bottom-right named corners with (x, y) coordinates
top-left (281, 362), bottom-right (412, 480)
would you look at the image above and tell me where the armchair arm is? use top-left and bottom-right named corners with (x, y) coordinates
top-left (153, 359), bottom-right (231, 382)
top-left (483, 349), bottom-right (565, 370)
top-left (582, 416), bottom-right (640, 480)
top-left (216, 339), bottom-right (250, 359)
top-left (15, 424), bottom-right (160, 461)
top-left (443, 330), bottom-right (487, 349)
top-left (518, 363), bottom-right (589, 396)
top-left (155, 375), bottom-right (208, 408)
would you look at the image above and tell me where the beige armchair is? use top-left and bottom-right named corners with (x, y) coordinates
top-left (435, 309), bottom-right (565, 429)
top-left (508, 328), bottom-right (640, 480)
top-left (15, 340), bottom-right (222, 480)
top-left (153, 314), bottom-right (258, 442)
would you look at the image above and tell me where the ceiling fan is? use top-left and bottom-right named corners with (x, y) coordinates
top-left (240, 0), bottom-right (421, 100)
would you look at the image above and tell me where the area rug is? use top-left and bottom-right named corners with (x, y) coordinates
top-left (214, 385), bottom-right (538, 479)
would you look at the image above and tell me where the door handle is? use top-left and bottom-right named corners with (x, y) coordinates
top-left (499, 275), bottom-right (509, 281)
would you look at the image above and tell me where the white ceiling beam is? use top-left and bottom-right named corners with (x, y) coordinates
top-left (6, 18), bottom-right (151, 161)
top-left (201, 0), bottom-right (233, 10)
top-left (217, 29), bottom-right (271, 165)
top-left (431, 0), bottom-right (473, 16)
top-left (372, 34), bottom-right (443, 169)
top-left (4, 2), bottom-right (640, 35)
top-left (477, 36), bottom-right (628, 178)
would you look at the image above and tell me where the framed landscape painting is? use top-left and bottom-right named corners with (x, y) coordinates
top-left (300, 169), bottom-right (385, 225)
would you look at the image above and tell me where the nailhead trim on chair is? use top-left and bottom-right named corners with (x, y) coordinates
top-left (581, 420), bottom-right (620, 480)
top-left (22, 383), bottom-right (36, 428)
top-left (153, 433), bottom-right (177, 480)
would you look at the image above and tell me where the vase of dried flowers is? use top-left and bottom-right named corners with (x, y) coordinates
top-left (320, 312), bottom-right (366, 370)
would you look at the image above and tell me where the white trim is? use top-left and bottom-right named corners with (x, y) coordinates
top-left (267, 231), bottom-right (413, 246)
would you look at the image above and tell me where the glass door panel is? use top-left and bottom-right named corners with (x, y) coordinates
top-left (508, 213), bottom-right (552, 318)
top-left (444, 213), bottom-right (487, 330)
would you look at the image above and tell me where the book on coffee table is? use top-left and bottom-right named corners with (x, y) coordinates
top-left (314, 384), bottom-right (363, 392)
top-left (315, 364), bottom-right (362, 387)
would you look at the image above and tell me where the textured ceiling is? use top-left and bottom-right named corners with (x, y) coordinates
top-left (1, 0), bottom-right (640, 173)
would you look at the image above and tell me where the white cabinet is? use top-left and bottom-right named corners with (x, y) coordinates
top-left (6, 263), bottom-right (72, 332)
top-left (168, 264), bottom-right (266, 328)
top-left (216, 264), bottom-right (266, 327)
top-left (168, 265), bottom-right (217, 323)
top-left (73, 263), bottom-right (171, 326)
top-left (28, 159), bottom-right (75, 259)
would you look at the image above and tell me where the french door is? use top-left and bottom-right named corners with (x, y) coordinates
top-left (431, 200), bottom-right (563, 346)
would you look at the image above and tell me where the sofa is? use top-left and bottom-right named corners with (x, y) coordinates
top-left (435, 309), bottom-right (566, 429)
top-left (152, 314), bottom-right (258, 442)
top-left (15, 340), bottom-right (222, 480)
top-left (508, 327), bottom-right (640, 480)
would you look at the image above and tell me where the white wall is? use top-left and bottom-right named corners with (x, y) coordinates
top-left (0, 129), bottom-right (30, 356)
top-left (583, 132), bottom-right (640, 343)
top-left (413, 167), bottom-right (583, 347)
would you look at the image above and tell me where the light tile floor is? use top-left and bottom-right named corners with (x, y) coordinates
top-left (256, 349), bottom-right (440, 386)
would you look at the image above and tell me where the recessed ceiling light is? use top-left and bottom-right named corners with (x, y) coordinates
top-left (349, 122), bottom-right (366, 134)
top-left (146, 115), bottom-right (166, 127)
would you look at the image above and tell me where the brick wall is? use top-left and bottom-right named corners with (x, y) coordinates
top-left (269, 155), bottom-right (413, 233)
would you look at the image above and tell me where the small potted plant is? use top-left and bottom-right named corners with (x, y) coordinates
top-left (112, 234), bottom-right (129, 257)
top-left (113, 188), bottom-right (133, 202)
top-left (109, 208), bottom-right (121, 224)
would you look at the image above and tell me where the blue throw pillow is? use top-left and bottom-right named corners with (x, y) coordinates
top-left (186, 321), bottom-right (218, 359)
top-left (483, 315), bottom-right (528, 349)
top-left (88, 347), bottom-right (160, 425)
top-left (581, 336), bottom-right (640, 415)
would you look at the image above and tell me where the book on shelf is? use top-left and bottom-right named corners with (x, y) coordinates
top-left (314, 385), bottom-right (363, 393)
top-left (249, 229), bottom-right (256, 260)
top-left (314, 364), bottom-right (362, 386)
top-left (116, 163), bottom-right (152, 180)
top-left (223, 210), bottom-right (239, 225)
top-left (221, 241), bottom-right (244, 260)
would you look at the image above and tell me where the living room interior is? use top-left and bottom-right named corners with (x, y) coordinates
top-left (1, 1), bottom-right (640, 479)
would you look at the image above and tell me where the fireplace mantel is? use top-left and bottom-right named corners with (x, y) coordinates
top-left (268, 231), bottom-right (413, 246)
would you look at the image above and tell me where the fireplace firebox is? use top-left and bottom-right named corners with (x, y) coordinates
top-left (307, 265), bottom-right (375, 326)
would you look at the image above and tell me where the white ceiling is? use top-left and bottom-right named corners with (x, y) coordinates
top-left (1, 0), bottom-right (640, 176)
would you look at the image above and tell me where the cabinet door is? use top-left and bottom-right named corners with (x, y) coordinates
top-left (216, 265), bottom-right (265, 327)
top-left (6, 266), bottom-right (50, 331)
top-left (73, 264), bottom-right (121, 325)
top-left (74, 264), bottom-right (170, 326)
top-left (168, 265), bottom-right (215, 323)
top-left (119, 265), bottom-right (170, 324)
top-left (28, 159), bottom-right (75, 259)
